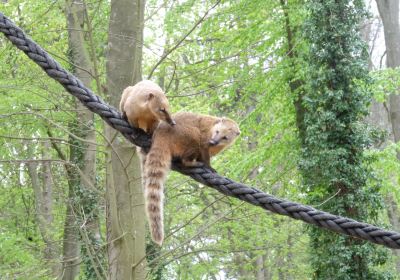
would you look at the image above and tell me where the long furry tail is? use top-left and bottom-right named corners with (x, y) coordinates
top-left (144, 143), bottom-right (171, 245)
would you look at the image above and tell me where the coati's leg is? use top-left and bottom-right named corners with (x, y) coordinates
top-left (180, 149), bottom-right (204, 167)
top-left (199, 149), bottom-right (211, 169)
top-left (193, 148), bottom-right (216, 172)
top-left (180, 150), bottom-right (216, 172)
top-left (181, 158), bottom-right (217, 172)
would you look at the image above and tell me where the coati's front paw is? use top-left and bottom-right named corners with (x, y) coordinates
top-left (183, 161), bottom-right (217, 172)
top-left (175, 159), bottom-right (217, 172)
top-left (182, 159), bottom-right (204, 167)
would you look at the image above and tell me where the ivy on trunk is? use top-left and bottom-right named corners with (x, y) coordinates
top-left (299, 0), bottom-right (391, 279)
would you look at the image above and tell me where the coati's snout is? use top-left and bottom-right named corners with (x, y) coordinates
top-left (208, 135), bottom-right (228, 146)
top-left (158, 108), bottom-right (175, 126)
top-left (148, 92), bottom-right (175, 126)
top-left (209, 118), bottom-right (241, 147)
top-left (209, 139), bottom-right (218, 146)
top-left (161, 109), bottom-right (176, 126)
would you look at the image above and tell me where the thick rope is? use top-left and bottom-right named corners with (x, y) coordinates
top-left (1, 12), bottom-right (400, 249)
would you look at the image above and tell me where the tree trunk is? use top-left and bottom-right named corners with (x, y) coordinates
top-left (255, 255), bottom-right (265, 280)
top-left (41, 142), bottom-right (61, 276)
top-left (296, 0), bottom-right (388, 277)
top-left (61, 1), bottom-right (101, 279)
top-left (375, 0), bottom-right (400, 273)
top-left (376, 0), bottom-right (400, 150)
top-left (61, 191), bottom-right (80, 280)
top-left (105, 0), bottom-right (147, 279)
top-left (26, 141), bottom-right (60, 277)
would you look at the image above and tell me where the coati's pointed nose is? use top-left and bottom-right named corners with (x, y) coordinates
top-left (166, 118), bottom-right (176, 126)
top-left (165, 116), bottom-right (176, 126)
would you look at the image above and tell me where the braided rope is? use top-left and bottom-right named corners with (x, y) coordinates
top-left (1, 12), bottom-right (400, 249)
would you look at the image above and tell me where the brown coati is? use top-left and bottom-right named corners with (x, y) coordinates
top-left (119, 80), bottom-right (175, 134)
top-left (120, 80), bottom-right (176, 185)
top-left (144, 112), bottom-right (240, 245)
top-left (178, 112), bottom-right (241, 167)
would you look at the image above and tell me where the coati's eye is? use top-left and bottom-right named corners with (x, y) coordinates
top-left (222, 136), bottom-right (228, 140)
top-left (160, 108), bottom-right (166, 112)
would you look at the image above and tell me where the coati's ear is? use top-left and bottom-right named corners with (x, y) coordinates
top-left (148, 93), bottom-right (154, 100)
top-left (214, 118), bottom-right (222, 124)
top-left (236, 129), bottom-right (241, 136)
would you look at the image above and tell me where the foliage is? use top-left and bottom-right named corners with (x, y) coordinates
top-left (369, 68), bottom-right (400, 102)
top-left (0, 0), bottom-right (399, 279)
top-left (143, 0), bottom-right (313, 278)
top-left (299, 0), bottom-right (393, 278)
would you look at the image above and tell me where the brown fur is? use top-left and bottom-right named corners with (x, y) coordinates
top-left (144, 112), bottom-right (240, 245)
top-left (175, 112), bottom-right (241, 166)
top-left (119, 80), bottom-right (175, 134)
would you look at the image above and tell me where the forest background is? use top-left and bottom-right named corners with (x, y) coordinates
top-left (1, 0), bottom-right (400, 279)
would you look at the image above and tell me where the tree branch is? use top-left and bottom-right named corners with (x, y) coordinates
top-left (147, 0), bottom-right (221, 79)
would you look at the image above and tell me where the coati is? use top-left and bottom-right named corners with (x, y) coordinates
top-left (119, 80), bottom-right (176, 134)
top-left (120, 80), bottom-right (176, 188)
top-left (191, 112), bottom-right (241, 168)
top-left (144, 112), bottom-right (240, 245)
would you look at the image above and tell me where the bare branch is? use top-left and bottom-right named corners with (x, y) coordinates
top-left (147, 0), bottom-right (221, 79)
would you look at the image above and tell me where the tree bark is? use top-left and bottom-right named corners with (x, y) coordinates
top-left (105, 0), bottom-right (147, 279)
top-left (255, 254), bottom-right (265, 280)
top-left (26, 141), bottom-right (60, 277)
top-left (61, 1), bottom-right (101, 279)
top-left (376, 0), bottom-right (400, 150)
top-left (375, 0), bottom-right (400, 273)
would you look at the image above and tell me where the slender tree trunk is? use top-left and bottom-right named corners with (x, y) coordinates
top-left (61, 189), bottom-right (80, 280)
top-left (255, 255), bottom-right (265, 280)
top-left (263, 254), bottom-right (271, 280)
top-left (105, 0), bottom-right (147, 279)
top-left (375, 0), bottom-right (400, 273)
top-left (41, 142), bottom-right (61, 276)
top-left (376, 0), bottom-right (400, 150)
top-left (60, 1), bottom-right (101, 279)
top-left (26, 141), bottom-right (60, 277)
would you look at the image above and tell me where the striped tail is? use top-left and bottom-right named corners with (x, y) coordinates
top-left (144, 144), bottom-right (171, 245)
